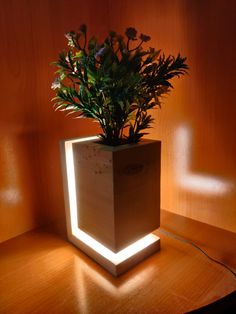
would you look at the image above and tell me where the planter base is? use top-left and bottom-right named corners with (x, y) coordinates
top-left (60, 136), bottom-right (161, 276)
top-left (68, 231), bottom-right (160, 276)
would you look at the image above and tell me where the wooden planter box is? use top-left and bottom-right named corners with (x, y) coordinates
top-left (61, 137), bottom-right (161, 276)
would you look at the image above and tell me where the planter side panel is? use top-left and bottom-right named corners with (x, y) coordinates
top-left (73, 141), bottom-right (115, 250)
top-left (113, 141), bottom-right (161, 251)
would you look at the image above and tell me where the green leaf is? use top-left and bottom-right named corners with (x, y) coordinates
top-left (51, 25), bottom-right (188, 146)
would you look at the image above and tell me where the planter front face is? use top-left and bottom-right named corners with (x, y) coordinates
top-left (73, 139), bottom-right (161, 253)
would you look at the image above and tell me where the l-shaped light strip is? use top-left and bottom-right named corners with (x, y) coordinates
top-left (64, 137), bottom-right (159, 266)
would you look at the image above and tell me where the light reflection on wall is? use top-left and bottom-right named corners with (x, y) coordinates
top-left (174, 125), bottom-right (233, 196)
top-left (0, 188), bottom-right (21, 204)
top-left (0, 136), bottom-right (21, 205)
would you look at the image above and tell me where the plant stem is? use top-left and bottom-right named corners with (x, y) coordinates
top-left (128, 40), bottom-right (143, 52)
top-left (133, 107), bottom-right (141, 133)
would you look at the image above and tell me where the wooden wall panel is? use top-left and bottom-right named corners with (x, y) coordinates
top-left (0, 0), bottom-right (108, 242)
top-left (1, 0), bottom-right (235, 242)
top-left (108, 0), bottom-right (236, 233)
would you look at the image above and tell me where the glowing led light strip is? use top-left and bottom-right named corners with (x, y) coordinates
top-left (64, 137), bottom-right (159, 266)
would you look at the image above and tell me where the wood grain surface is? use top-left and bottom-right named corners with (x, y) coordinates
top-left (0, 227), bottom-right (235, 313)
top-left (0, 0), bottom-right (108, 242)
top-left (1, 0), bottom-right (236, 243)
top-left (108, 0), bottom-right (236, 233)
top-left (73, 139), bottom-right (160, 252)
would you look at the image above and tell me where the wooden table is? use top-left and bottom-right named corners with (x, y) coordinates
top-left (0, 211), bottom-right (236, 313)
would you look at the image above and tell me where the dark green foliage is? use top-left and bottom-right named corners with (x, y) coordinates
top-left (51, 26), bottom-right (188, 146)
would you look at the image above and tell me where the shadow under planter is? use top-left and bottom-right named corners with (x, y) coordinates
top-left (60, 136), bottom-right (161, 276)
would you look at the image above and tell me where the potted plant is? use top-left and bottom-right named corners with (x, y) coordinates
top-left (52, 24), bottom-right (188, 145)
top-left (52, 25), bottom-right (188, 275)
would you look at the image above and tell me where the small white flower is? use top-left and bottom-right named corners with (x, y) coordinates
top-left (51, 77), bottom-right (61, 90)
top-left (65, 33), bottom-right (72, 40)
top-left (68, 41), bottom-right (75, 47)
top-left (72, 66), bottom-right (77, 74)
top-left (65, 33), bottom-right (75, 47)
